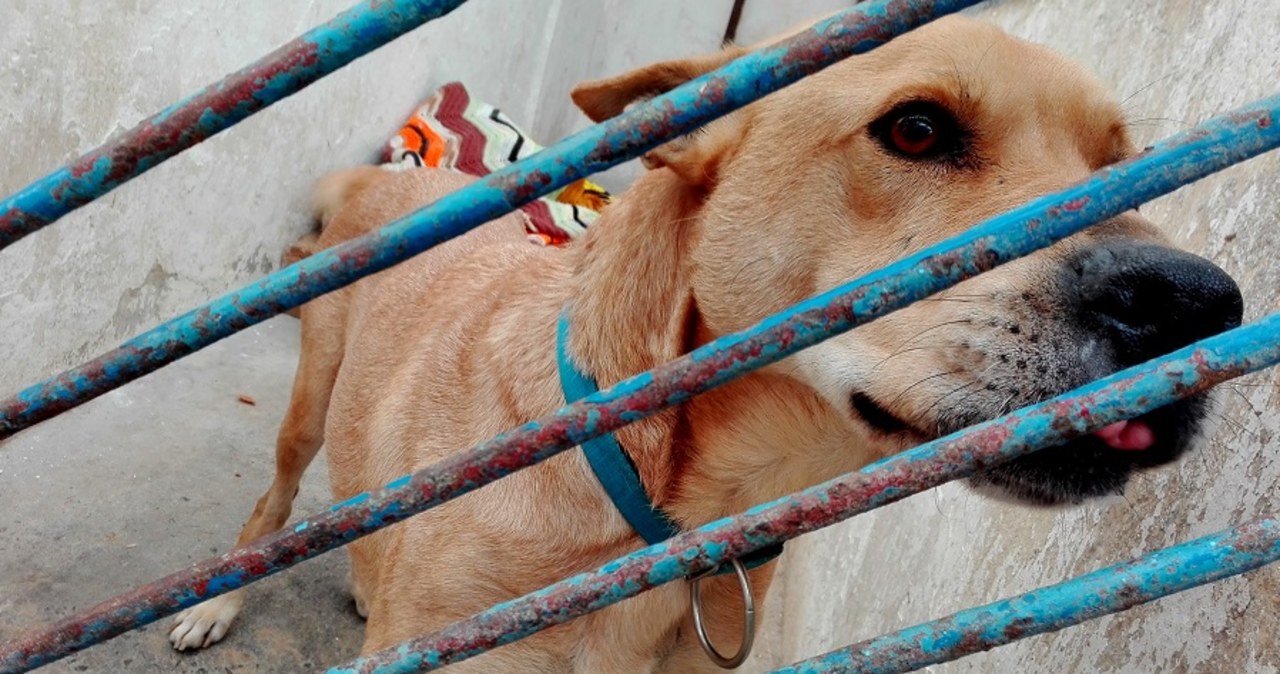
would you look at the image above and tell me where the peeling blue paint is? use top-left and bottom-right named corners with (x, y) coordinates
top-left (769, 518), bottom-right (1280, 674)
top-left (332, 492), bottom-right (371, 511)
top-left (206, 573), bottom-right (247, 595)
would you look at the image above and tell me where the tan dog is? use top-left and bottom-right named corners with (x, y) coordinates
top-left (169, 15), bottom-right (1241, 672)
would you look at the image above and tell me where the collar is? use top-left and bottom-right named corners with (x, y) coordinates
top-left (557, 307), bottom-right (782, 573)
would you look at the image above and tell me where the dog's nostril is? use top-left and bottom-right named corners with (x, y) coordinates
top-left (1073, 242), bottom-right (1244, 365)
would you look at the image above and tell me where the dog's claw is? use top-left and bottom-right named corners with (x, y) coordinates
top-left (168, 593), bottom-right (243, 651)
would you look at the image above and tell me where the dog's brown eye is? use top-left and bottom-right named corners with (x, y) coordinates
top-left (871, 101), bottom-right (965, 162)
top-left (890, 115), bottom-right (938, 155)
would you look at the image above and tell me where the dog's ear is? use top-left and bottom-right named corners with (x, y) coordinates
top-left (570, 46), bottom-right (750, 187)
top-left (570, 48), bottom-right (747, 122)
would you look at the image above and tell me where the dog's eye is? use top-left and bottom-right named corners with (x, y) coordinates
top-left (871, 102), bottom-right (965, 161)
top-left (891, 115), bottom-right (938, 155)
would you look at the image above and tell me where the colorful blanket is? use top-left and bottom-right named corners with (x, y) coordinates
top-left (382, 82), bottom-right (612, 246)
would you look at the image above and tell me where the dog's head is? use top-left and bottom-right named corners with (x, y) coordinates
top-left (571, 16), bottom-right (1242, 505)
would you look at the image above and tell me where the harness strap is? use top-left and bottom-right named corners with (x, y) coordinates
top-left (556, 307), bottom-right (782, 575)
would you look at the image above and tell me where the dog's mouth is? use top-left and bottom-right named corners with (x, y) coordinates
top-left (850, 389), bottom-right (1207, 505)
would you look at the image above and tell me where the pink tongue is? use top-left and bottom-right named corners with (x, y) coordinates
top-left (1092, 420), bottom-right (1155, 451)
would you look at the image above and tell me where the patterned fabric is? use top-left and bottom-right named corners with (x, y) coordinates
top-left (382, 82), bottom-right (613, 246)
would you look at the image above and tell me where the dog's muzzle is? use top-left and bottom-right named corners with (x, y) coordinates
top-left (972, 240), bottom-right (1244, 504)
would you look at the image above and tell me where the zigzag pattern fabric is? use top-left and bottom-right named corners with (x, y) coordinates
top-left (384, 81), bottom-right (612, 246)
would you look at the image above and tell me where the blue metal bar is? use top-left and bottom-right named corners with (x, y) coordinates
top-left (0, 0), bottom-right (981, 439)
top-left (0, 0), bottom-right (469, 251)
top-left (328, 314), bottom-right (1280, 674)
top-left (1, 91), bottom-right (1277, 673)
top-left (768, 516), bottom-right (1280, 674)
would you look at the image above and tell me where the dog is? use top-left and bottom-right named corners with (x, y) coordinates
top-left (169, 15), bottom-right (1242, 672)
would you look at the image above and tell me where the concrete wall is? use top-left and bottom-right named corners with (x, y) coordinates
top-left (3, 0), bottom-right (1278, 671)
top-left (0, 0), bottom-right (561, 394)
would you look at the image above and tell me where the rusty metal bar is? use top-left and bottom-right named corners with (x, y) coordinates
top-left (768, 516), bottom-right (1280, 674)
top-left (328, 313), bottom-right (1280, 674)
top-left (2, 91), bottom-right (1276, 673)
top-left (0, 0), bottom-right (981, 440)
top-left (0, 0), bottom-right (469, 251)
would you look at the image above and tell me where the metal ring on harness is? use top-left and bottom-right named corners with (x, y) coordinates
top-left (689, 558), bottom-right (756, 669)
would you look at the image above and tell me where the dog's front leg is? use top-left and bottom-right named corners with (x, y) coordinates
top-left (570, 583), bottom-right (685, 674)
top-left (169, 319), bottom-right (340, 650)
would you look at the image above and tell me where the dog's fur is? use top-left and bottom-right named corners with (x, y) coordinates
top-left (170, 16), bottom-right (1241, 672)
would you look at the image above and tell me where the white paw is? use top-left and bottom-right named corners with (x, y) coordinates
top-left (168, 592), bottom-right (244, 651)
top-left (348, 570), bottom-right (369, 619)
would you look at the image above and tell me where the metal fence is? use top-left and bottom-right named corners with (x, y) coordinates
top-left (1, 0), bottom-right (1277, 672)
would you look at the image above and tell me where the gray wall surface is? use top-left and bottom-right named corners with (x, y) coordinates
top-left (0, 0), bottom-right (561, 394)
top-left (2, 1), bottom-right (1277, 672)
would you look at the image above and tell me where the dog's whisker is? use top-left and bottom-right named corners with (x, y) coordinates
top-left (1118, 488), bottom-right (1139, 518)
top-left (1126, 116), bottom-right (1196, 129)
top-left (1120, 72), bottom-right (1177, 109)
top-left (871, 319), bottom-right (973, 371)
top-left (901, 318), bottom-right (973, 343)
top-left (1226, 387), bottom-right (1265, 419)
top-left (1208, 409), bottom-right (1258, 440)
top-left (937, 292), bottom-right (991, 300)
top-left (922, 380), bottom-right (979, 420)
top-left (871, 344), bottom-right (949, 372)
top-left (885, 370), bottom-right (965, 409)
top-left (997, 392), bottom-right (1020, 417)
top-left (938, 387), bottom-right (989, 429)
top-left (914, 296), bottom-right (978, 305)
top-left (1192, 434), bottom-right (1215, 475)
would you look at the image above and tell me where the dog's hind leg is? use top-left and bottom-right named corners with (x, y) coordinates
top-left (169, 311), bottom-right (342, 651)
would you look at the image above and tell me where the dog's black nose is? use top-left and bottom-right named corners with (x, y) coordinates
top-left (1072, 242), bottom-right (1243, 365)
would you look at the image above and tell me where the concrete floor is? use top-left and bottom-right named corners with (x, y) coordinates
top-left (0, 317), bottom-right (363, 672)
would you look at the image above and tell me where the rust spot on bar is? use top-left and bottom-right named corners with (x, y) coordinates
top-left (698, 76), bottom-right (731, 106)
top-left (0, 210), bottom-right (27, 238)
top-left (1062, 196), bottom-right (1091, 211)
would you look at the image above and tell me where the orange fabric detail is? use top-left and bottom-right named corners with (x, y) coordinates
top-left (556, 179), bottom-right (613, 212)
top-left (418, 120), bottom-right (447, 168)
top-left (398, 117), bottom-right (448, 168)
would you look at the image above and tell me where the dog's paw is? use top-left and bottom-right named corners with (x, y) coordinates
top-left (168, 592), bottom-right (244, 651)
top-left (348, 570), bottom-right (369, 620)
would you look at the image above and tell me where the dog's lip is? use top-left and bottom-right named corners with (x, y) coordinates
top-left (855, 387), bottom-right (1161, 452)
top-left (849, 390), bottom-right (929, 437)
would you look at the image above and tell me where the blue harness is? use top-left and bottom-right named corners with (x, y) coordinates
top-left (556, 309), bottom-right (781, 574)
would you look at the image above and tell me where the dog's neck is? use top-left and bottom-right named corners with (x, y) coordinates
top-left (565, 170), bottom-right (873, 531)
top-left (566, 170), bottom-right (698, 510)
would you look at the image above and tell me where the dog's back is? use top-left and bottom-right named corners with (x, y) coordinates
top-left (296, 167), bottom-right (562, 489)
